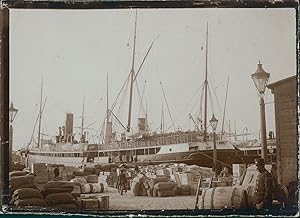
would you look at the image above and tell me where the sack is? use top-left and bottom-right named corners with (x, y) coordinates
top-left (153, 182), bottom-right (177, 191)
top-left (44, 181), bottom-right (74, 188)
top-left (131, 181), bottom-right (140, 196)
top-left (140, 183), bottom-right (147, 196)
top-left (149, 177), bottom-right (169, 190)
top-left (13, 188), bottom-right (43, 200)
top-left (14, 198), bottom-right (47, 207)
top-left (9, 171), bottom-right (29, 178)
top-left (10, 175), bottom-right (36, 191)
top-left (10, 184), bottom-right (38, 193)
top-left (86, 175), bottom-right (98, 183)
top-left (83, 167), bottom-right (96, 174)
top-left (42, 181), bottom-right (74, 195)
top-left (45, 192), bottom-right (75, 206)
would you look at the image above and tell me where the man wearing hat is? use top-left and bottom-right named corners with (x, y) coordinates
top-left (254, 158), bottom-right (273, 209)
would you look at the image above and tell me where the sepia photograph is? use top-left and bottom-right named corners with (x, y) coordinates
top-left (0, 0), bottom-right (298, 215)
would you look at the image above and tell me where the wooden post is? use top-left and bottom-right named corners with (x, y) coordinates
top-left (0, 6), bottom-right (10, 206)
top-left (194, 176), bottom-right (202, 210)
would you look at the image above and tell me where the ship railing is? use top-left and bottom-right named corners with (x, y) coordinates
top-left (96, 131), bottom-right (203, 151)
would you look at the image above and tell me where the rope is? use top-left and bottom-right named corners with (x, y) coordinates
top-left (135, 79), bottom-right (146, 117)
top-left (111, 73), bottom-right (130, 111)
top-left (160, 82), bottom-right (175, 130)
top-left (116, 76), bottom-right (130, 120)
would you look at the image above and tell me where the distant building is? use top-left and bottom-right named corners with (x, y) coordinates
top-left (267, 75), bottom-right (297, 187)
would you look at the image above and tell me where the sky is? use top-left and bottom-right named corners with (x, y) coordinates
top-left (10, 8), bottom-right (296, 150)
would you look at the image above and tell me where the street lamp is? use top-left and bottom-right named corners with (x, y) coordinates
top-left (9, 102), bottom-right (18, 172)
top-left (210, 114), bottom-right (218, 172)
top-left (251, 61), bottom-right (270, 161)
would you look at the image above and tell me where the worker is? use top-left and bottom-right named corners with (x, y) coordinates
top-left (134, 164), bottom-right (139, 175)
top-left (117, 169), bottom-right (128, 195)
top-left (253, 158), bottom-right (273, 209)
top-left (54, 166), bottom-right (60, 180)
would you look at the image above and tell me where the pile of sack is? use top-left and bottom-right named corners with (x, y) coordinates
top-left (10, 171), bottom-right (47, 207)
top-left (41, 181), bottom-right (79, 209)
top-left (131, 174), bottom-right (178, 197)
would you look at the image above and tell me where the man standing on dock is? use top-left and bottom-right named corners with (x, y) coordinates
top-left (254, 158), bottom-right (273, 209)
top-left (117, 169), bottom-right (128, 195)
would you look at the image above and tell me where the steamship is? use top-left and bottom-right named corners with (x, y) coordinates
top-left (19, 20), bottom-right (272, 170)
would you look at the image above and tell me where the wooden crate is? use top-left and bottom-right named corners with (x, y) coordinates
top-left (78, 196), bottom-right (109, 210)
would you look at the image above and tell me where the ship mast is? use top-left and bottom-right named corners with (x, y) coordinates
top-left (80, 97), bottom-right (85, 143)
top-left (127, 11), bottom-right (137, 133)
top-left (37, 77), bottom-right (43, 148)
top-left (203, 22), bottom-right (209, 141)
top-left (104, 73), bottom-right (112, 144)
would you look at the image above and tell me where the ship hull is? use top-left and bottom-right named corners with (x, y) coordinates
top-left (24, 146), bottom-right (260, 172)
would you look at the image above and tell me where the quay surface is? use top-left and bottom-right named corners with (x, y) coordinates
top-left (82, 187), bottom-right (196, 210)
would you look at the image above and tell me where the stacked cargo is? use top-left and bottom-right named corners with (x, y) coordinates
top-left (31, 163), bottom-right (48, 185)
top-left (42, 181), bottom-right (79, 209)
top-left (10, 171), bottom-right (47, 208)
top-left (153, 182), bottom-right (177, 197)
top-left (70, 177), bottom-right (88, 198)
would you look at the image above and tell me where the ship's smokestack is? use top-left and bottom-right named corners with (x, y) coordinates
top-left (65, 113), bottom-right (73, 142)
top-left (138, 117), bottom-right (146, 132)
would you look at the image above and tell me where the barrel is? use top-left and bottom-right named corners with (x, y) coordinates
top-left (81, 183), bottom-right (104, 194)
top-left (199, 187), bottom-right (248, 209)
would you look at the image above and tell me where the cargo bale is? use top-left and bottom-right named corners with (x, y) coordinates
top-left (9, 171), bottom-right (29, 178)
top-left (149, 177), bottom-right (169, 190)
top-left (131, 181), bottom-right (140, 196)
top-left (153, 182), bottom-right (177, 191)
top-left (13, 188), bottom-right (43, 200)
top-left (10, 175), bottom-right (36, 191)
top-left (86, 175), bottom-right (98, 183)
top-left (83, 167), bottom-right (96, 174)
top-left (45, 192), bottom-right (75, 206)
top-left (157, 189), bottom-right (175, 197)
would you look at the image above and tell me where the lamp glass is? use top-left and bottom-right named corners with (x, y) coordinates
top-left (210, 114), bottom-right (218, 131)
top-left (251, 63), bottom-right (270, 94)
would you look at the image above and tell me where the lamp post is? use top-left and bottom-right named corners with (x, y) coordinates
top-left (9, 102), bottom-right (18, 172)
top-left (210, 114), bottom-right (218, 172)
top-left (251, 61), bottom-right (270, 161)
